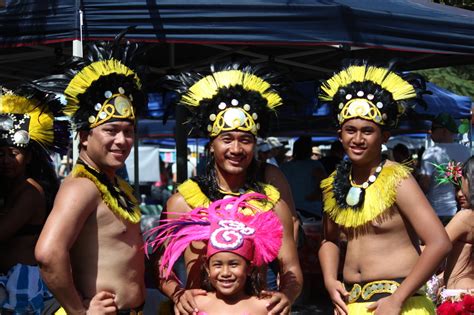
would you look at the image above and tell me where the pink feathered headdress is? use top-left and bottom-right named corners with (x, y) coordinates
top-left (145, 192), bottom-right (283, 279)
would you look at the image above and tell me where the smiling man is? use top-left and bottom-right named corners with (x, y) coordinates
top-left (35, 37), bottom-right (147, 315)
top-left (158, 64), bottom-right (302, 315)
top-left (317, 62), bottom-right (451, 315)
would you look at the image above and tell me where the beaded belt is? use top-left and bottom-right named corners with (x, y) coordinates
top-left (345, 279), bottom-right (424, 303)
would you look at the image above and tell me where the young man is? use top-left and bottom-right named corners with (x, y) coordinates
top-left (35, 39), bottom-right (147, 315)
top-left (158, 64), bottom-right (303, 315)
top-left (318, 63), bottom-right (452, 315)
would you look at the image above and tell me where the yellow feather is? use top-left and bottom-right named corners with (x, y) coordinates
top-left (183, 70), bottom-right (282, 109)
top-left (72, 163), bottom-right (141, 224)
top-left (321, 163), bottom-right (411, 228)
top-left (0, 94), bottom-right (54, 149)
top-left (320, 65), bottom-right (416, 102)
top-left (178, 179), bottom-right (280, 214)
top-left (64, 59), bottom-right (141, 117)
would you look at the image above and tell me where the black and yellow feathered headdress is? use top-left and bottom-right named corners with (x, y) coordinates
top-left (168, 63), bottom-right (284, 137)
top-left (39, 29), bottom-right (147, 130)
top-left (0, 85), bottom-right (69, 154)
top-left (320, 61), bottom-right (422, 128)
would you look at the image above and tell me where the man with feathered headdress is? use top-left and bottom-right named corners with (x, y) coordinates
top-left (35, 31), bottom-right (148, 315)
top-left (158, 63), bottom-right (302, 315)
top-left (317, 61), bottom-right (451, 315)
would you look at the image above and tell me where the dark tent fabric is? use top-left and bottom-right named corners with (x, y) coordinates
top-left (0, 1), bottom-right (76, 46)
top-left (1, 0), bottom-right (473, 54)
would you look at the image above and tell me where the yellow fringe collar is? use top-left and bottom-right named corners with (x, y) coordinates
top-left (178, 179), bottom-right (280, 215)
top-left (321, 163), bottom-right (411, 228)
top-left (71, 162), bottom-right (141, 224)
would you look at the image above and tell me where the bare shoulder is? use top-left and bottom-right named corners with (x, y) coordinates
top-left (248, 295), bottom-right (270, 314)
top-left (450, 209), bottom-right (474, 229)
top-left (194, 292), bottom-right (214, 310)
top-left (165, 192), bottom-right (192, 217)
top-left (54, 176), bottom-right (100, 211)
top-left (263, 163), bottom-right (285, 182)
top-left (453, 209), bottom-right (474, 221)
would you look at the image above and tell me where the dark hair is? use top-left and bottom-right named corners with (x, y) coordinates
top-left (461, 156), bottom-right (474, 207)
top-left (293, 136), bottom-right (312, 160)
top-left (201, 256), bottom-right (266, 296)
top-left (27, 142), bottom-right (60, 214)
top-left (392, 143), bottom-right (410, 163)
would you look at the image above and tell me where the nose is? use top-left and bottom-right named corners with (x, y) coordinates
top-left (229, 141), bottom-right (242, 154)
top-left (114, 131), bottom-right (127, 146)
top-left (221, 265), bottom-right (231, 277)
top-left (353, 132), bottom-right (364, 145)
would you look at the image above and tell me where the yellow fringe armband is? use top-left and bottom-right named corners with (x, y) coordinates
top-left (321, 163), bottom-right (411, 228)
top-left (72, 163), bottom-right (141, 224)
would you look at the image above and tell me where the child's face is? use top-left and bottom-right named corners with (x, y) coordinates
top-left (456, 186), bottom-right (470, 209)
top-left (207, 252), bottom-right (250, 297)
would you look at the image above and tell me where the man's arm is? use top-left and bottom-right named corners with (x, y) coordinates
top-left (318, 215), bottom-right (349, 315)
top-left (369, 174), bottom-right (451, 314)
top-left (264, 164), bottom-right (300, 242)
top-left (266, 195), bottom-right (303, 314)
top-left (35, 178), bottom-right (100, 315)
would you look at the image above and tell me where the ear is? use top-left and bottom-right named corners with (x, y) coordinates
top-left (209, 141), bottom-right (215, 153)
top-left (79, 130), bottom-right (89, 148)
top-left (337, 129), bottom-right (342, 141)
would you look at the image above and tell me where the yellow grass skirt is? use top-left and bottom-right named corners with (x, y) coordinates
top-left (347, 295), bottom-right (435, 314)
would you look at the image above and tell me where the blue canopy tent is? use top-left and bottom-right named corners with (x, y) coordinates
top-left (2, 0), bottom-right (473, 183)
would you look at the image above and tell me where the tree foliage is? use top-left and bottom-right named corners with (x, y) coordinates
top-left (416, 66), bottom-right (474, 99)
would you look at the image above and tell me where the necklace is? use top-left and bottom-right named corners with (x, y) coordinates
top-left (345, 160), bottom-right (386, 207)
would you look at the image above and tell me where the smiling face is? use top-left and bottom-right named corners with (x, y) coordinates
top-left (80, 121), bottom-right (134, 174)
top-left (338, 118), bottom-right (389, 166)
top-left (0, 146), bottom-right (29, 179)
top-left (207, 251), bottom-right (250, 300)
top-left (210, 131), bottom-right (256, 178)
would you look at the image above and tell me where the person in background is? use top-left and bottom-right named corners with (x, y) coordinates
top-left (311, 146), bottom-right (322, 160)
top-left (0, 84), bottom-right (68, 314)
top-left (319, 140), bottom-right (345, 175)
top-left (318, 62), bottom-right (451, 315)
top-left (281, 136), bottom-right (327, 219)
top-left (159, 62), bottom-right (302, 315)
top-left (35, 34), bottom-right (148, 314)
top-left (419, 113), bottom-right (470, 225)
top-left (432, 158), bottom-right (473, 314)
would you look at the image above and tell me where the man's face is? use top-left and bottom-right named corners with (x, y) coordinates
top-left (210, 131), bottom-right (255, 177)
top-left (338, 118), bottom-right (388, 165)
top-left (81, 121), bottom-right (134, 172)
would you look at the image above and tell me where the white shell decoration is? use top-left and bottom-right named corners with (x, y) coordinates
top-left (346, 187), bottom-right (362, 206)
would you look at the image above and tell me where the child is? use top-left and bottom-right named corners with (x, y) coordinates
top-left (146, 192), bottom-right (283, 315)
top-left (434, 158), bottom-right (474, 314)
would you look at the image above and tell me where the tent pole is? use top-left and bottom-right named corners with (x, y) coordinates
top-left (72, 9), bottom-right (83, 165)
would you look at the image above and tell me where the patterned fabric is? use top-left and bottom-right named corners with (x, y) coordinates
top-left (347, 295), bottom-right (435, 314)
top-left (0, 264), bottom-right (51, 314)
